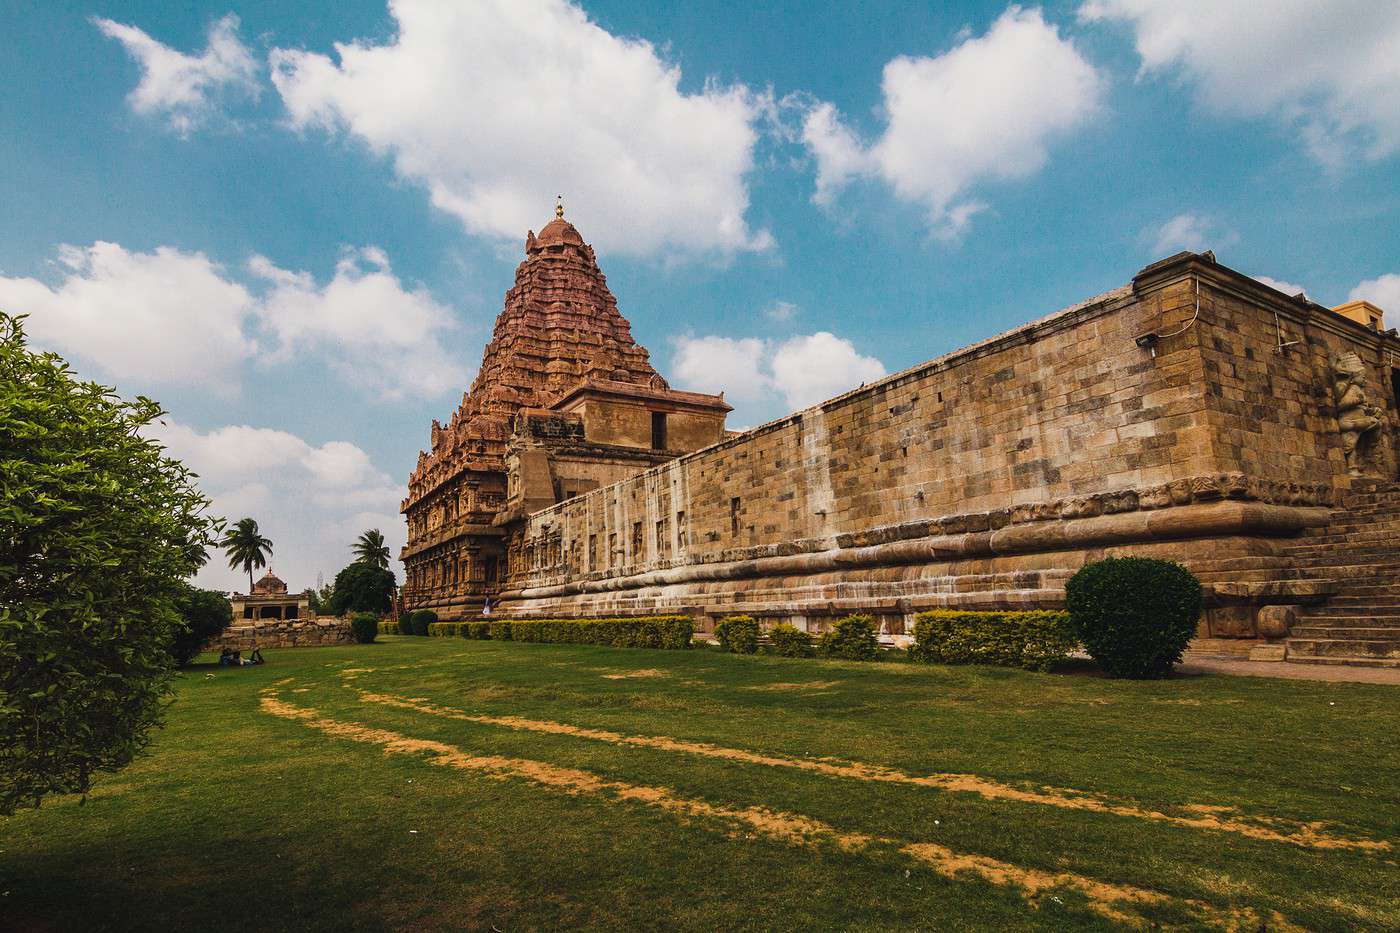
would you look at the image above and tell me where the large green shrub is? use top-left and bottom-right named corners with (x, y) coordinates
top-left (378, 619), bottom-right (400, 636)
top-left (409, 610), bottom-right (436, 637)
top-left (817, 614), bottom-right (878, 661)
top-left (169, 584), bottom-right (233, 666)
top-left (1065, 557), bottom-right (1203, 679)
top-left (328, 561), bottom-right (396, 617)
top-left (349, 613), bottom-right (379, 644)
top-left (714, 615), bottom-right (759, 653)
top-left (0, 312), bottom-right (217, 813)
top-left (460, 622), bottom-right (493, 639)
top-left (910, 610), bottom-right (1076, 672)
top-left (768, 624), bottom-right (812, 658)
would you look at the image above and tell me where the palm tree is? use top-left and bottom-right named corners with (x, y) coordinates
top-left (221, 517), bottom-right (273, 593)
top-left (353, 528), bottom-right (391, 570)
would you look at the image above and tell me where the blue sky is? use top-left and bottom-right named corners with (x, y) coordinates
top-left (4, 1), bottom-right (1399, 591)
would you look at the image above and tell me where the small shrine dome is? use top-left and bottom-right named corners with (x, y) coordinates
top-left (252, 570), bottom-right (288, 595)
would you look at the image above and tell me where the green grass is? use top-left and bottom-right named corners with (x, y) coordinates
top-left (3, 637), bottom-right (1398, 931)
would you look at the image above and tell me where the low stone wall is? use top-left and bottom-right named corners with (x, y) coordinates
top-left (206, 618), bottom-right (353, 651)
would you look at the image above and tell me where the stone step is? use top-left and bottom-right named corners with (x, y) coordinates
top-left (1297, 604), bottom-right (1400, 616)
top-left (1287, 543), bottom-right (1400, 558)
top-left (1298, 614), bottom-right (1400, 625)
top-left (1283, 653), bottom-right (1400, 669)
top-left (1291, 626), bottom-right (1400, 639)
top-left (1287, 562), bottom-right (1400, 577)
top-left (1285, 638), bottom-right (1400, 659)
top-left (1292, 528), bottom-right (1400, 545)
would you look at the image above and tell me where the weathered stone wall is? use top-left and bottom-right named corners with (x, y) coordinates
top-left (206, 619), bottom-right (353, 651)
top-left (499, 254), bottom-right (1398, 637)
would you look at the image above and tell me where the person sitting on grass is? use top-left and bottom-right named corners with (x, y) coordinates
top-left (218, 648), bottom-right (236, 667)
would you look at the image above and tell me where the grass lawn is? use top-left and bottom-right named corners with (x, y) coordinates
top-left (3, 637), bottom-right (1398, 931)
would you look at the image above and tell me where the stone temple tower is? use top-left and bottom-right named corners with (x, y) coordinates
top-left (400, 204), bottom-right (730, 619)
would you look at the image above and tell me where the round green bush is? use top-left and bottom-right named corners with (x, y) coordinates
top-left (410, 609), bottom-right (436, 636)
top-left (349, 613), bottom-right (379, 644)
top-left (817, 614), bottom-right (878, 661)
top-left (767, 624), bottom-right (812, 658)
top-left (714, 615), bottom-right (759, 653)
top-left (1065, 557), bottom-right (1203, 679)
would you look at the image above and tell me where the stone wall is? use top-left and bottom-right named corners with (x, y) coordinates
top-left (206, 618), bottom-right (354, 651)
top-left (498, 253), bottom-right (1399, 637)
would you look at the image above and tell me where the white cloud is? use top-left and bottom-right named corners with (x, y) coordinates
top-left (1252, 275), bottom-right (1305, 298)
top-left (1080, 1), bottom-right (1400, 166)
top-left (150, 421), bottom-right (405, 593)
top-left (1350, 274), bottom-right (1400, 315)
top-left (269, 0), bottom-right (770, 259)
top-left (671, 330), bottom-right (886, 421)
top-left (0, 241), bottom-right (462, 400)
top-left (802, 7), bottom-right (1103, 236)
top-left (94, 13), bottom-right (259, 134)
top-left (0, 241), bottom-right (256, 387)
top-left (765, 300), bottom-right (799, 323)
top-left (1144, 213), bottom-right (1235, 256)
top-left (249, 247), bottom-right (466, 400)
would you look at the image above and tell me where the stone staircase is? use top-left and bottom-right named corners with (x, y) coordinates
top-left (1285, 481), bottom-right (1400, 667)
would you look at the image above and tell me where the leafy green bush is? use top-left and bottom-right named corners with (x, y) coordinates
top-left (1065, 557), bottom-right (1203, 679)
top-left (410, 610), bottom-right (436, 637)
top-left (169, 584), bottom-right (232, 666)
top-left (767, 624), bottom-right (812, 658)
top-left (378, 619), bottom-right (400, 635)
top-left (0, 312), bottom-right (217, 813)
top-left (910, 610), bottom-right (1076, 672)
top-left (350, 613), bottom-right (379, 644)
top-left (428, 622), bottom-right (463, 637)
top-left (817, 614), bottom-right (878, 661)
top-left (328, 561), bottom-right (396, 616)
top-left (489, 621), bottom-right (514, 641)
top-left (714, 615), bottom-right (759, 653)
top-left (490, 617), bottom-right (692, 650)
top-left (460, 622), bottom-right (493, 639)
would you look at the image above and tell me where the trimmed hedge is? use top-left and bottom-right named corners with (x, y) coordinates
top-left (378, 619), bottom-right (400, 635)
top-left (1066, 557), bottom-right (1203, 679)
top-left (768, 623), bottom-right (812, 658)
top-left (817, 614), bottom-right (878, 661)
top-left (489, 621), bottom-right (514, 641)
top-left (459, 622), bottom-right (492, 639)
top-left (428, 621), bottom-right (462, 637)
top-left (910, 610), bottom-right (1077, 672)
top-left (714, 615), bottom-right (759, 654)
top-left (501, 617), bottom-right (692, 650)
top-left (349, 613), bottom-right (379, 644)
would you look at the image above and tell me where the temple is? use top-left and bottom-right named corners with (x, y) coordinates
top-left (230, 570), bottom-right (311, 622)
top-left (404, 211), bottom-right (1400, 665)
top-left (399, 204), bottom-right (730, 618)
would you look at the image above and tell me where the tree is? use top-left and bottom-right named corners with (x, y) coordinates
top-left (353, 528), bottom-right (390, 570)
top-left (328, 562), bottom-right (396, 617)
top-left (221, 517), bottom-right (272, 593)
top-left (0, 312), bottom-right (216, 813)
top-left (169, 584), bottom-right (232, 666)
top-left (307, 579), bottom-right (335, 613)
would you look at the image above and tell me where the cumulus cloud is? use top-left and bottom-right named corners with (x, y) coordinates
top-left (268, 0), bottom-right (770, 259)
top-left (1350, 274), bottom-right (1400, 315)
top-left (0, 241), bottom-right (462, 400)
top-left (0, 241), bottom-right (256, 387)
top-left (671, 331), bottom-right (886, 422)
top-left (249, 247), bottom-right (466, 399)
top-left (802, 7), bottom-right (1103, 237)
top-left (765, 300), bottom-right (799, 323)
top-left (94, 12), bottom-right (259, 134)
top-left (150, 421), bottom-right (405, 593)
top-left (1080, 1), bottom-right (1400, 167)
top-left (1144, 213), bottom-right (1235, 256)
top-left (1252, 275), bottom-right (1306, 298)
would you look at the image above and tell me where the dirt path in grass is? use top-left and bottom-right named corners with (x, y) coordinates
top-left (358, 691), bottom-right (1387, 853)
top-left (261, 694), bottom-right (1297, 931)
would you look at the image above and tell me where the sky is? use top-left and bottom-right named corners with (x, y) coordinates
top-left (4, 0), bottom-right (1399, 593)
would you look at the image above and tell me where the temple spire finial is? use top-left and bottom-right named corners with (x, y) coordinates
top-left (555, 194), bottom-right (564, 220)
